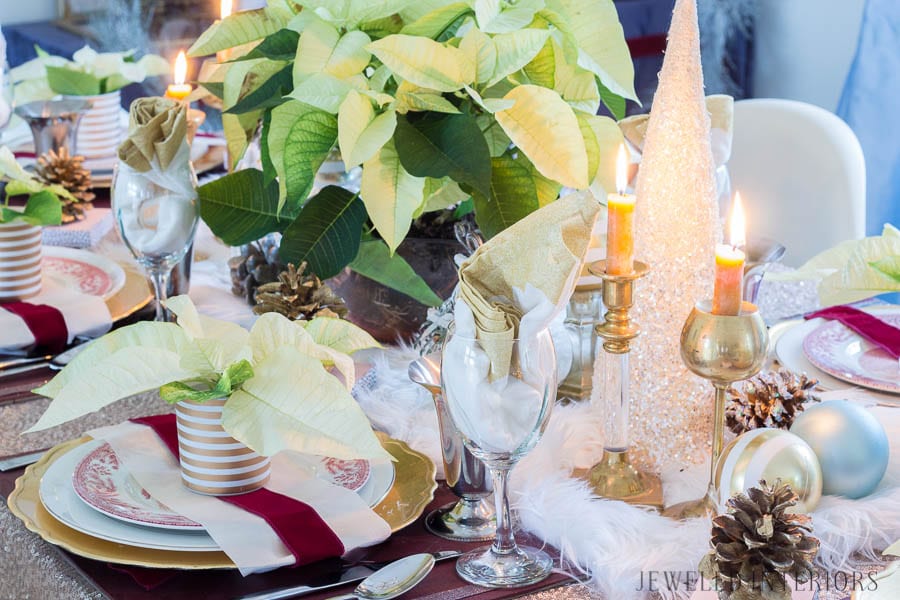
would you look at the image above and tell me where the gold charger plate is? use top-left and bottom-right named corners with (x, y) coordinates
top-left (106, 267), bottom-right (153, 322)
top-left (7, 433), bottom-right (435, 570)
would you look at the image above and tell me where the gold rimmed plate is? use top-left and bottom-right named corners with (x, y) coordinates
top-left (7, 432), bottom-right (435, 569)
top-left (106, 267), bottom-right (153, 322)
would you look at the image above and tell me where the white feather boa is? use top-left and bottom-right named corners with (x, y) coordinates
top-left (355, 349), bottom-right (900, 599)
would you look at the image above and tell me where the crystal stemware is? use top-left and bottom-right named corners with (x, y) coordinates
top-left (112, 154), bottom-right (199, 321)
top-left (441, 328), bottom-right (556, 588)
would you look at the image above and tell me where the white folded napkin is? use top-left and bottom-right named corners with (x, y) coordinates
top-left (0, 281), bottom-right (112, 353)
top-left (88, 421), bottom-right (392, 575)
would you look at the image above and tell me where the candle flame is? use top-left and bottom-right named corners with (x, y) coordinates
top-left (221, 0), bottom-right (233, 19)
top-left (174, 51), bottom-right (188, 86)
top-left (615, 144), bottom-right (628, 194)
top-left (729, 191), bottom-right (746, 248)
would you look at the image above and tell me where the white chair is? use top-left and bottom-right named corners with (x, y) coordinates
top-left (729, 98), bottom-right (866, 267)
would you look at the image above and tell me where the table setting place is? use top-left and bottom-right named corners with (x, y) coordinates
top-left (1, 1), bottom-right (900, 600)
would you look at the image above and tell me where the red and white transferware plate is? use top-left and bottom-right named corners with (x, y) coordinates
top-left (73, 443), bottom-right (373, 531)
top-left (42, 247), bottom-right (126, 300)
top-left (321, 457), bottom-right (371, 492)
top-left (802, 311), bottom-right (900, 394)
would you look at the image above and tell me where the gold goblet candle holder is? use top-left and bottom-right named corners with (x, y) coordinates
top-left (663, 300), bottom-right (768, 519)
top-left (584, 260), bottom-right (663, 507)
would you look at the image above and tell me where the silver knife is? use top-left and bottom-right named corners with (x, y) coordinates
top-left (237, 550), bottom-right (461, 600)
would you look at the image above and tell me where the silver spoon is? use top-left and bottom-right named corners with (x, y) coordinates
top-left (325, 553), bottom-right (436, 600)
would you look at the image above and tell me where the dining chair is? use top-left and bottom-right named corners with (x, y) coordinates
top-left (729, 98), bottom-right (866, 267)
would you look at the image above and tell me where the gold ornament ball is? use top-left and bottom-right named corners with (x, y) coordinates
top-left (714, 428), bottom-right (823, 513)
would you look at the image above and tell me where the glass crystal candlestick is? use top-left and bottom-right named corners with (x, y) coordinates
top-left (663, 300), bottom-right (768, 519)
top-left (559, 283), bottom-right (604, 401)
top-left (584, 259), bottom-right (663, 508)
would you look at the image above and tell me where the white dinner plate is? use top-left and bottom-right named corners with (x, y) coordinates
top-left (774, 306), bottom-right (900, 407)
top-left (40, 440), bottom-right (219, 552)
top-left (803, 312), bottom-right (900, 394)
top-left (72, 442), bottom-right (373, 531)
top-left (41, 246), bottom-right (126, 300)
top-left (40, 440), bottom-right (395, 552)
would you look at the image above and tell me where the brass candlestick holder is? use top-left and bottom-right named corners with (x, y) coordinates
top-left (582, 260), bottom-right (663, 507)
top-left (663, 300), bottom-right (768, 519)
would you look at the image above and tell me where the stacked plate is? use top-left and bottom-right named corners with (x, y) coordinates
top-left (774, 305), bottom-right (900, 406)
top-left (38, 438), bottom-right (395, 554)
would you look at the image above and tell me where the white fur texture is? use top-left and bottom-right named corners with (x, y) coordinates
top-left (355, 349), bottom-right (900, 598)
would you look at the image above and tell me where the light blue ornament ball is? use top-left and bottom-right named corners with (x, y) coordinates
top-left (790, 400), bottom-right (889, 499)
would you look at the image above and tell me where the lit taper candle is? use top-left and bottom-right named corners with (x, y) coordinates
top-left (606, 144), bottom-right (636, 275)
top-left (712, 192), bottom-right (746, 315)
top-left (165, 51), bottom-right (192, 102)
top-left (217, 0), bottom-right (234, 63)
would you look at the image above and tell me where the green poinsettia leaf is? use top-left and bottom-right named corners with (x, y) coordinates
top-left (279, 185), bottom-right (367, 279)
top-left (231, 29), bottom-right (300, 62)
top-left (870, 257), bottom-right (900, 283)
top-left (222, 347), bottom-right (392, 461)
top-left (162, 358), bottom-right (256, 404)
top-left (45, 65), bottom-right (102, 96)
top-left (598, 79), bottom-right (626, 120)
top-left (188, 7), bottom-right (294, 57)
top-left (394, 112), bottom-right (492, 200)
top-left (268, 100), bottom-right (339, 211)
top-left (225, 62), bottom-right (293, 114)
top-left (198, 169), bottom-right (294, 246)
top-left (473, 152), bottom-right (560, 239)
top-left (349, 239), bottom-right (443, 306)
top-left (3, 190), bottom-right (63, 226)
top-left (522, 37), bottom-right (555, 88)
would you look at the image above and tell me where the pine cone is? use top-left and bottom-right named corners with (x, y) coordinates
top-left (34, 148), bottom-right (95, 223)
top-left (253, 262), bottom-right (348, 320)
top-left (725, 370), bottom-right (820, 435)
top-left (699, 480), bottom-right (819, 600)
top-left (228, 238), bottom-right (282, 305)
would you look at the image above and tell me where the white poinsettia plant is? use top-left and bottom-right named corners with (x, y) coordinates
top-left (189, 0), bottom-right (633, 305)
top-left (27, 295), bottom-right (392, 462)
top-left (11, 46), bottom-right (169, 103)
top-left (767, 223), bottom-right (900, 306)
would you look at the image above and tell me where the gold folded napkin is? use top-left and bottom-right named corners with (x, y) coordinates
top-left (457, 192), bottom-right (601, 379)
top-left (117, 97), bottom-right (188, 173)
top-left (620, 94), bottom-right (734, 151)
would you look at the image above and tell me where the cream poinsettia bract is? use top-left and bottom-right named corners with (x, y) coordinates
top-left (27, 296), bottom-right (390, 461)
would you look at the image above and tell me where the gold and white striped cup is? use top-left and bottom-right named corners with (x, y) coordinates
top-left (0, 222), bottom-right (42, 302)
top-left (174, 398), bottom-right (270, 496)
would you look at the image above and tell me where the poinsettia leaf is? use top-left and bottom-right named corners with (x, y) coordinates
top-left (27, 346), bottom-right (200, 432)
top-left (45, 66), bottom-right (102, 96)
top-left (394, 112), bottom-right (492, 199)
top-left (459, 28), bottom-right (497, 86)
top-left (400, 2), bottom-right (471, 38)
top-left (338, 90), bottom-right (398, 168)
top-left (474, 0), bottom-right (545, 34)
top-left (225, 62), bottom-right (292, 114)
top-left (488, 28), bottom-right (551, 87)
top-left (359, 139), bottom-right (426, 253)
top-left (473, 152), bottom-right (560, 239)
top-left (19, 190), bottom-right (62, 226)
top-left (349, 239), bottom-right (443, 306)
top-left (598, 79), bottom-right (626, 120)
top-left (198, 169), bottom-right (294, 245)
top-left (523, 37), bottom-right (556, 88)
top-left (279, 185), bottom-right (367, 278)
top-left (166, 295), bottom-right (252, 373)
top-left (494, 84), bottom-right (588, 188)
top-left (222, 347), bottom-right (392, 460)
top-left (188, 7), bottom-right (294, 57)
top-left (301, 317), bottom-right (381, 355)
top-left (232, 29), bottom-right (300, 62)
top-left (288, 72), bottom-right (355, 114)
top-left (268, 100), bottom-right (338, 210)
top-left (546, 0), bottom-right (637, 101)
top-left (367, 34), bottom-right (473, 92)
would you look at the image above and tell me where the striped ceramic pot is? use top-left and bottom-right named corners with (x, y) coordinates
top-left (66, 90), bottom-right (121, 160)
top-left (0, 222), bottom-right (42, 301)
top-left (174, 398), bottom-right (270, 495)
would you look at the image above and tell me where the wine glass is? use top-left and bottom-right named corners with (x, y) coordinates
top-left (112, 156), bottom-right (199, 321)
top-left (441, 328), bottom-right (557, 588)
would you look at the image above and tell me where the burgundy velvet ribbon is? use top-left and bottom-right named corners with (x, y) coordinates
top-left (2, 302), bottom-right (69, 354)
top-left (131, 414), bottom-right (345, 566)
top-left (806, 305), bottom-right (900, 359)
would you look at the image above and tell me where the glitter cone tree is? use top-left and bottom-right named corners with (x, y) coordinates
top-left (629, 0), bottom-right (720, 469)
